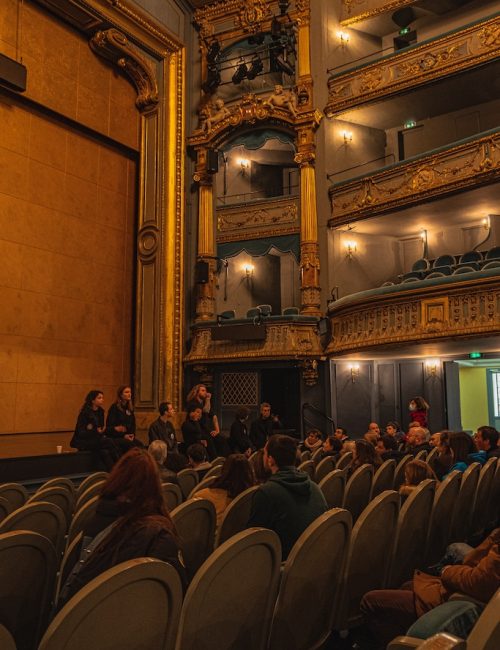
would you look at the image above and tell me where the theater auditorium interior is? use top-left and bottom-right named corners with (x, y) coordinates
top-left (0, 0), bottom-right (499, 648)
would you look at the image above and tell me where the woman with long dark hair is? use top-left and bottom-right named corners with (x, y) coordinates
top-left (195, 454), bottom-right (256, 526)
top-left (348, 439), bottom-right (383, 477)
top-left (70, 390), bottom-right (120, 470)
top-left (106, 385), bottom-right (143, 449)
top-left (58, 448), bottom-right (187, 608)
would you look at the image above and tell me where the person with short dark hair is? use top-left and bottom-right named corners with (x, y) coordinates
top-left (376, 434), bottom-right (405, 462)
top-left (229, 407), bottom-right (255, 456)
top-left (250, 449), bottom-right (272, 484)
top-left (148, 401), bottom-right (179, 452)
top-left (247, 435), bottom-right (327, 559)
top-left (385, 421), bottom-right (405, 445)
top-left (300, 429), bottom-right (323, 454)
top-left (322, 435), bottom-right (342, 459)
top-left (181, 404), bottom-right (217, 460)
top-left (187, 443), bottom-right (212, 479)
top-left (475, 426), bottom-right (500, 459)
top-left (249, 402), bottom-right (282, 450)
top-left (334, 427), bottom-right (349, 443)
top-left (444, 431), bottom-right (476, 477)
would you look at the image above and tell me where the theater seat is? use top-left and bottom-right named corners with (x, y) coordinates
top-left (216, 485), bottom-right (259, 547)
top-left (171, 498), bottom-right (216, 579)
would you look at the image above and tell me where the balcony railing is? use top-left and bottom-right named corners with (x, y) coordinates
top-left (326, 270), bottom-right (500, 355)
top-left (325, 14), bottom-right (499, 116)
top-left (328, 129), bottom-right (499, 227)
top-left (340, 0), bottom-right (415, 26)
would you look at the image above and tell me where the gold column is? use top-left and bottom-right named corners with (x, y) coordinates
top-left (194, 148), bottom-right (216, 322)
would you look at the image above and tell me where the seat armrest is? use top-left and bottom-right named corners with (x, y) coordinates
top-left (387, 636), bottom-right (424, 649)
top-left (448, 592), bottom-right (486, 607)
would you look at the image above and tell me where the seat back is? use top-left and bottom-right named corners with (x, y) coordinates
top-left (0, 483), bottom-right (28, 511)
top-left (203, 464), bottom-right (223, 479)
top-left (311, 447), bottom-right (324, 466)
top-left (485, 246), bottom-right (500, 260)
top-left (433, 254), bottom-right (455, 268)
top-left (282, 306), bottom-right (299, 316)
top-left (216, 485), bottom-right (259, 547)
top-left (343, 464), bottom-right (374, 523)
top-left (76, 472), bottom-right (108, 498)
top-left (211, 456), bottom-right (226, 467)
top-left (66, 495), bottom-right (99, 547)
top-left (28, 486), bottom-right (75, 528)
top-left (336, 452), bottom-right (353, 470)
top-left (412, 258), bottom-right (429, 272)
top-left (414, 449), bottom-right (428, 461)
top-left (300, 450), bottom-right (311, 462)
top-left (54, 531), bottom-right (83, 606)
top-left (162, 483), bottom-right (183, 511)
top-left (38, 477), bottom-right (76, 496)
top-left (297, 460), bottom-right (315, 479)
top-left (0, 624), bottom-right (16, 650)
top-left (449, 462), bottom-right (480, 543)
top-left (425, 471), bottom-right (461, 565)
top-left (387, 479), bottom-right (436, 588)
top-left (467, 587), bottom-right (500, 650)
top-left (187, 475), bottom-right (217, 499)
top-left (427, 446), bottom-right (439, 471)
top-left (486, 458), bottom-right (500, 529)
top-left (470, 457), bottom-right (497, 538)
top-left (315, 456), bottom-right (336, 483)
top-left (257, 304), bottom-right (272, 316)
top-left (459, 250), bottom-right (482, 264)
top-left (318, 469), bottom-right (346, 509)
top-left (175, 528), bottom-right (281, 650)
top-left (177, 469), bottom-right (199, 500)
top-left (40, 559), bottom-right (183, 650)
top-left (74, 480), bottom-right (106, 513)
top-left (393, 455), bottom-right (413, 490)
top-left (0, 501), bottom-right (66, 557)
top-left (268, 509), bottom-right (352, 650)
top-left (334, 491), bottom-right (400, 630)
top-left (171, 498), bottom-right (216, 579)
top-left (372, 459), bottom-right (396, 499)
top-left (0, 496), bottom-right (12, 523)
top-left (0, 531), bottom-right (57, 650)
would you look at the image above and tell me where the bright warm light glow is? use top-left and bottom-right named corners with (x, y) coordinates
top-left (420, 229), bottom-right (427, 241)
top-left (242, 263), bottom-right (254, 276)
top-left (482, 216), bottom-right (491, 229)
top-left (344, 239), bottom-right (357, 256)
top-left (342, 130), bottom-right (353, 143)
top-left (349, 363), bottom-right (360, 371)
top-left (425, 359), bottom-right (439, 375)
top-left (337, 31), bottom-right (350, 43)
top-left (237, 158), bottom-right (250, 169)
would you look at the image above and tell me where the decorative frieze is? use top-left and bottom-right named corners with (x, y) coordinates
top-left (216, 197), bottom-right (299, 241)
top-left (185, 321), bottom-right (322, 363)
top-left (340, 0), bottom-right (419, 26)
top-left (326, 276), bottom-right (500, 354)
top-left (328, 130), bottom-right (499, 227)
top-left (325, 15), bottom-right (500, 116)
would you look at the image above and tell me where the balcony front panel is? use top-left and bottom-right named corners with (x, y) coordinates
top-left (325, 15), bottom-right (499, 116)
top-left (328, 129), bottom-right (499, 227)
top-left (216, 196), bottom-right (300, 242)
top-left (340, 0), bottom-right (416, 26)
top-left (185, 320), bottom-right (322, 364)
top-left (326, 272), bottom-right (500, 355)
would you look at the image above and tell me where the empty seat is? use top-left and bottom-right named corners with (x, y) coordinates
top-left (452, 265), bottom-right (476, 275)
top-left (28, 486), bottom-right (75, 528)
top-left (38, 477), bottom-right (76, 496)
top-left (246, 307), bottom-right (261, 319)
top-left (393, 455), bottom-right (413, 490)
top-left (298, 460), bottom-right (315, 480)
top-left (171, 498), bottom-right (216, 579)
top-left (425, 471), bottom-right (461, 566)
top-left (0, 501), bottom-right (67, 557)
top-left (0, 531), bottom-right (57, 650)
top-left (449, 463), bottom-right (480, 543)
top-left (485, 246), bottom-right (500, 260)
top-left (177, 469), bottom-right (199, 500)
top-left (162, 483), bottom-right (183, 511)
top-left (482, 260), bottom-right (500, 270)
top-left (257, 304), bottom-right (272, 316)
top-left (459, 250), bottom-right (482, 265)
top-left (412, 258), bottom-right (430, 273)
top-left (315, 456), bottom-right (336, 483)
top-left (343, 464), bottom-right (374, 523)
top-left (372, 459), bottom-right (396, 499)
top-left (216, 485), bottom-right (259, 547)
top-left (0, 483), bottom-right (28, 512)
top-left (282, 306), bottom-right (299, 315)
top-left (40, 559), bottom-right (183, 650)
top-left (426, 271), bottom-right (447, 279)
top-left (175, 529), bottom-right (281, 650)
top-left (218, 310), bottom-right (235, 320)
top-left (318, 469), bottom-right (346, 509)
top-left (402, 271), bottom-right (425, 282)
top-left (76, 472), bottom-right (109, 498)
top-left (433, 254), bottom-right (455, 269)
top-left (268, 509), bottom-right (352, 650)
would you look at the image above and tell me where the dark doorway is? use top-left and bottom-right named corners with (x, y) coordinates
top-left (260, 368), bottom-right (300, 434)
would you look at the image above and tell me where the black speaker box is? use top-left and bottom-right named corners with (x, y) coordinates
top-left (207, 149), bottom-right (219, 173)
top-left (196, 261), bottom-right (209, 284)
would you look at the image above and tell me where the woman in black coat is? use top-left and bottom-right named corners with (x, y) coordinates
top-left (229, 407), bottom-right (255, 456)
top-left (106, 385), bottom-right (144, 450)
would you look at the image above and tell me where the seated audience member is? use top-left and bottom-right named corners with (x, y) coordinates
top-left (250, 449), bottom-right (272, 484)
top-left (360, 528), bottom-right (500, 649)
top-left (181, 404), bottom-right (217, 460)
top-left (71, 390), bottom-right (120, 470)
top-left (368, 422), bottom-right (381, 436)
top-left (249, 402), bottom-right (282, 450)
top-left (410, 427), bottom-right (432, 455)
top-left (148, 402), bottom-right (178, 453)
top-left (432, 430), bottom-right (454, 480)
top-left (341, 440), bottom-right (356, 456)
top-left (474, 425), bottom-right (500, 459)
top-left (399, 460), bottom-right (438, 502)
top-left (348, 439), bottom-right (383, 477)
top-left (322, 435), bottom-right (342, 460)
top-left (187, 443), bottom-right (212, 479)
top-left (186, 383), bottom-right (230, 458)
top-left (376, 434), bottom-right (405, 462)
top-left (229, 407), bottom-right (254, 456)
top-left (148, 440), bottom-right (178, 484)
top-left (364, 432), bottom-right (379, 447)
top-left (58, 448), bottom-right (187, 609)
top-left (444, 431), bottom-right (476, 477)
top-left (195, 454), bottom-right (255, 527)
top-left (386, 421), bottom-right (405, 445)
top-left (248, 435), bottom-right (327, 559)
top-left (334, 427), bottom-right (349, 443)
top-left (106, 385), bottom-right (143, 449)
top-left (300, 429), bottom-right (324, 454)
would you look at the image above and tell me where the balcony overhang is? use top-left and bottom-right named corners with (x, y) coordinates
top-left (340, 0), bottom-right (416, 26)
top-left (325, 14), bottom-right (499, 117)
top-left (326, 270), bottom-right (500, 356)
top-left (328, 129), bottom-right (499, 227)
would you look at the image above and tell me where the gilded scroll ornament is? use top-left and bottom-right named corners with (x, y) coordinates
top-left (90, 29), bottom-right (159, 112)
top-left (217, 200), bottom-right (298, 232)
top-left (234, 0), bottom-right (272, 31)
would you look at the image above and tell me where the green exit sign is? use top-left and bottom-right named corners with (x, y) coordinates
top-left (469, 352), bottom-right (483, 359)
top-left (399, 27), bottom-right (411, 35)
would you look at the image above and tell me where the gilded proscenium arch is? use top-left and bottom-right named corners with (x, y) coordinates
top-left (37, 0), bottom-right (186, 412)
top-left (325, 14), bottom-right (500, 117)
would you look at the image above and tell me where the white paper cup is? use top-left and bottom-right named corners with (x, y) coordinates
top-left (56, 445), bottom-right (63, 454)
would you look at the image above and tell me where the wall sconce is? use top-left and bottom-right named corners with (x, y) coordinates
top-left (237, 158), bottom-right (250, 174)
top-left (342, 130), bottom-right (353, 144)
top-left (348, 363), bottom-right (360, 383)
top-left (420, 228), bottom-right (428, 257)
top-left (243, 263), bottom-right (254, 278)
top-left (337, 31), bottom-right (350, 47)
top-left (482, 216), bottom-right (491, 230)
top-left (344, 239), bottom-right (357, 259)
top-left (425, 359), bottom-right (439, 377)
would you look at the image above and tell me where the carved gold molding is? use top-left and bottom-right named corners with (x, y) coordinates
top-left (329, 130), bottom-right (499, 227)
top-left (326, 274), bottom-right (500, 355)
top-left (90, 28), bottom-right (159, 111)
top-left (185, 320), bottom-right (322, 364)
top-left (340, 0), bottom-right (416, 26)
top-left (326, 15), bottom-right (500, 116)
top-left (216, 197), bottom-right (299, 239)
